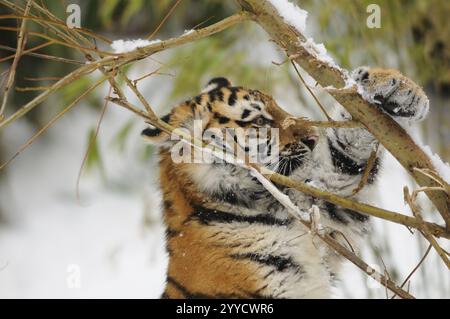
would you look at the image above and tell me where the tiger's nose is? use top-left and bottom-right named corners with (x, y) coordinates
top-left (301, 135), bottom-right (319, 151)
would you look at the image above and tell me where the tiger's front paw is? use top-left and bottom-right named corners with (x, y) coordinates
top-left (352, 67), bottom-right (429, 122)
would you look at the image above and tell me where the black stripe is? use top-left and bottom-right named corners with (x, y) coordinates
top-left (344, 208), bottom-right (370, 222)
top-left (141, 113), bottom-right (171, 137)
top-left (218, 117), bottom-right (230, 124)
top-left (163, 199), bottom-right (173, 210)
top-left (382, 101), bottom-right (416, 117)
top-left (166, 276), bottom-right (211, 299)
top-left (188, 205), bottom-right (291, 227)
top-left (165, 227), bottom-right (179, 238)
top-left (209, 187), bottom-right (267, 208)
top-left (141, 127), bottom-right (161, 137)
top-left (241, 109), bottom-right (251, 119)
top-left (235, 120), bottom-right (249, 127)
top-left (328, 137), bottom-right (365, 175)
top-left (207, 77), bottom-right (231, 89)
top-left (210, 189), bottom-right (252, 208)
top-left (324, 202), bottom-right (348, 224)
top-left (231, 253), bottom-right (302, 273)
top-left (228, 87), bottom-right (239, 106)
top-left (161, 113), bottom-right (171, 123)
top-left (166, 276), bottom-right (246, 299)
top-left (209, 88), bottom-right (224, 102)
top-left (161, 292), bottom-right (170, 299)
top-left (166, 244), bottom-right (173, 256)
top-left (325, 202), bottom-right (369, 224)
top-left (251, 103), bottom-right (261, 111)
top-left (213, 112), bottom-right (230, 124)
top-left (239, 288), bottom-right (274, 299)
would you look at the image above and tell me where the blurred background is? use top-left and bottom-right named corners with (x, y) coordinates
top-left (0, 0), bottom-right (449, 298)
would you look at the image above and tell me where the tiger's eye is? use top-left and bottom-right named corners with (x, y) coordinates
top-left (254, 117), bottom-right (265, 126)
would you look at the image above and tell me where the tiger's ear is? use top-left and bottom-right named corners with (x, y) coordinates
top-left (141, 113), bottom-right (171, 145)
top-left (201, 77), bottom-right (232, 93)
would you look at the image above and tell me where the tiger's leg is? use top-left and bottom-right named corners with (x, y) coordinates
top-left (325, 66), bottom-right (430, 189)
top-left (310, 67), bottom-right (430, 274)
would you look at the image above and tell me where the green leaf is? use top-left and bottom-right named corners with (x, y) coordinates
top-left (85, 128), bottom-right (104, 174)
top-left (61, 77), bottom-right (93, 107)
top-left (111, 119), bottom-right (135, 152)
top-left (140, 144), bottom-right (154, 161)
top-left (100, 0), bottom-right (121, 28)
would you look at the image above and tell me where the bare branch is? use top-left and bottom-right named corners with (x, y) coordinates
top-left (404, 186), bottom-right (450, 269)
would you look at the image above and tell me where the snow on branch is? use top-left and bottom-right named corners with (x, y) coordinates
top-left (268, 0), bottom-right (308, 33)
top-left (422, 145), bottom-right (450, 184)
top-left (111, 39), bottom-right (161, 54)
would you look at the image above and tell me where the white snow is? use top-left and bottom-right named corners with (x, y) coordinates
top-left (183, 29), bottom-right (195, 35)
top-left (406, 127), bottom-right (450, 184)
top-left (422, 145), bottom-right (450, 184)
top-left (111, 39), bottom-right (161, 54)
top-left (0, 57), bottom-right (173, 298)
top-left (343, 71), bottom-right (357, 88)
top-left (269, 0), bottom-right (308, 33)
top-left (269, 1), bottom-right (341, 72)
top-left (301, 37), bottom-right (340, 70)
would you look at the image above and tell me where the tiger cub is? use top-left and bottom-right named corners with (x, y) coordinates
top-left (142, 68), bottom-right (429, 298)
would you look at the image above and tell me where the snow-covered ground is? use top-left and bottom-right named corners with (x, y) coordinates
top-left (0, 101), bottom-right (168, 298)
top-left (0, 58), bottom-right (172, 298)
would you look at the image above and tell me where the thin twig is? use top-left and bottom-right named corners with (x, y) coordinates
top-left (15, 86), bottom-right (51, 91)
top-left (147, 0), bottom-right (183, 40)
top-left (290, 60), bottom-right (332, 120)
top-left (0, 11), bottom-right (252, 129)
top-left (133, 67), bottom-right (175, 85)
top-left (0, 40), bottom-right (54, 63)
top-left (0, 44), bottom-right (85, 65)
top-left (0, 0), bottom-right (32, 120)
top-left (282, 117), bottom-right (362, 130)
top-left (352, 143), bottom-right (380, 195)
top-left (24, 76), bottom-right (62, 81)
top-left (0, 12), bottom-right (112, 44)
top-left (404, 186), bottom-right (450, 269)
top-left (75, 85), bottom-right (112, 202)
top-left (0, 77), bottom-right (107, 171)
top-left (391, 244), bottom-right (432, 299)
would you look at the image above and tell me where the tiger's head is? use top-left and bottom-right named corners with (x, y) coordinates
top-left (142, 78), bottom-right (317, 207)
